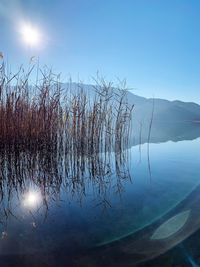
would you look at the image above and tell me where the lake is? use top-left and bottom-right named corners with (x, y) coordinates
top-left (0, 135), bottom-right (200, 267)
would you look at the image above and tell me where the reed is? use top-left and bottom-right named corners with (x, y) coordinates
top-left (0, 62), bottom-right (134, 223)
top-left (0, 63), bottom-right (134, 155)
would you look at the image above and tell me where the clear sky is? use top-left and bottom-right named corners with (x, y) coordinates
top-left (0, 0), bottom-right (200, 103)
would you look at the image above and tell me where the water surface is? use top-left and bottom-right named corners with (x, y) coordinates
top-left (1, 136), bottom-right (200, 266)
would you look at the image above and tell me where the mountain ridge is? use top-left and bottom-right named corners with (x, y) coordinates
top-left (61, 82), bottom-right (200, 145)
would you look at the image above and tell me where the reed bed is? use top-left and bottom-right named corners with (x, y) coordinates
top-left (0, 63), bottom-right (133, 155)
top-left (0, 63), bottom-right (134, 222)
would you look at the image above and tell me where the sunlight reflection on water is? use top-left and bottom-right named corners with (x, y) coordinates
top-left (23, 190), bottom-right (42, 209)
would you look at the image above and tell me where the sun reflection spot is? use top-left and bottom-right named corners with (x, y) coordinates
top-left (23, 191), bottom-right (42, 209)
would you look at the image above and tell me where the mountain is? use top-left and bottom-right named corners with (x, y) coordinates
top-left (127, 94), bottom-right (200, 145)
top-left (62, 83), bottom-right (200, 145)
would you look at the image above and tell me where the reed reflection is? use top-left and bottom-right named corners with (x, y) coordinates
top-left (0, 148), bottom-right (131, 225)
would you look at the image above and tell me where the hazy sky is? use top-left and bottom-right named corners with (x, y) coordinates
top-left (1, 0), bottom-right (200, 103)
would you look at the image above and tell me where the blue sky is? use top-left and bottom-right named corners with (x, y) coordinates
top-left (0, 0), bottom-right (200, 103)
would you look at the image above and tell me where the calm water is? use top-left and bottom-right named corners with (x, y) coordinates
top-left (1, 136), bottom-right (200, 266)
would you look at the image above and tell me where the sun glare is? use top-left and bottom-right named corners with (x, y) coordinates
top-left (20, 23), bottom-right (41, 47)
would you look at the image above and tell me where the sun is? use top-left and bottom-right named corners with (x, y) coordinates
top-left (20, 23), bottom-right (41, 47)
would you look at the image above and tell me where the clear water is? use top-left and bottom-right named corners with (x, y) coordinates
top-left (1, 135), bottom-right (200, 266)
